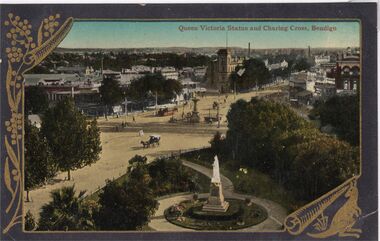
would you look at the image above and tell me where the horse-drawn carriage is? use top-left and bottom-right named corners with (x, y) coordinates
top-left (157, 107), bottom-right (178, 116)
top-left (141, 135), bottom-right (161, 148)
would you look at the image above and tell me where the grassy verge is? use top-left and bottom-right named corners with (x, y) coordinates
top-left (180, 148), bottom-right (302, 212)
top-left (220, 167), bottom-right (302, 212)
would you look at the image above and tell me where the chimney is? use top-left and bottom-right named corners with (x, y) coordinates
top-left (248, 42), bottom-right (251, 58)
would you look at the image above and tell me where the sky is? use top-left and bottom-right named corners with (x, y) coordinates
top-left (59, 20), bottom-right (360, 49)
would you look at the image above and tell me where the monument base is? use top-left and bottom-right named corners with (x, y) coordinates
top-left (202, 201), bottom-right (230, 212)
top-left (189, 111), bottom-right (200, 123)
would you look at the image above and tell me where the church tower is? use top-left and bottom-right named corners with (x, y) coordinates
top-left (216, 48), bottom-right (233, 92)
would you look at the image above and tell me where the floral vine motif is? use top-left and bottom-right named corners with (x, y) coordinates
top-left (38, 14), bottom-right (61, 45)
top-left (2, 13), bottom-right (73, 235)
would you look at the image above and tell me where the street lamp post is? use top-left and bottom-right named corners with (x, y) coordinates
top-left (125, 97), bottom-right (128, 116)
top-left (217, 103), bottom-right (220, 128)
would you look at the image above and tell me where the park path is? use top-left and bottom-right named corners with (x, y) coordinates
top-left (24, 88), bottom-right (282, 222)
top-left (148, 160), bottom-right (288, 231)
top-left (24, 130), bottom-right (213, 219)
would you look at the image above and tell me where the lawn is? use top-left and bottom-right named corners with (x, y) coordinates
top-left (180, 148), bottom-right (301, 212)
top-left (220, 167), bottom-right (301, 212)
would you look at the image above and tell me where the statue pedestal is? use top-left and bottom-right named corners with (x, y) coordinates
top-left (189, 111), bottom-right (200, 123)
top-left (202, 182), bottom-right (229, 212)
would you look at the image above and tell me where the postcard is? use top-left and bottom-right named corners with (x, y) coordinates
top-left (0, 3), bottom-right (377, 241)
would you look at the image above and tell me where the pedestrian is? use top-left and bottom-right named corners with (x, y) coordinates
top-left (139, 129), bottom-right (144, 137)
top-left (133, 115), bottom-right (136, 122)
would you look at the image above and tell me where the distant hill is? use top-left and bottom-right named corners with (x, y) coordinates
top-left (54, 46), bottom-right (354, 56)
top-left (54, 47), bottom-right (242, 55)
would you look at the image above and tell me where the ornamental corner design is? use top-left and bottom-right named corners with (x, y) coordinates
top-left (285, 176), bottom-right (362, 239)
top-left (2, 12), bottom-right (73, 234)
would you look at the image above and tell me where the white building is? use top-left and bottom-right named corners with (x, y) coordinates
top-left (267, 60), bottom-right (288, 71)
top-left (157, 66), bottom-right (179, 80)
top-left (314, 55), bottom-right (331, 65)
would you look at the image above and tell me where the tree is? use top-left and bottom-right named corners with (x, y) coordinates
top-left (148, 157), bottom-right (198, 195)
top-left (230, 59), bottom-right (271, 90)
top-left (25, 86), bottom-right (49, 115)
top-left (223, 97), bottom-right (359, 203)
top-left (285, 128), bottom-right (359, 201)
top-left (314, 95), bottom-right (359, 146)
top-left (25, 210), bottom-right (36, 231)
top-left (209, 131), bottom-right (226, 157)
top-left (126, 73), bottom-right (182, 103)
top-left (25, 121), bottom-right (56, 202)
top-left (99, 75), bottom-right (123, 118)
top-left (41, 98), bottom-right (102, 180)
top-left (94, 176), bottom-right (158, 230)
top-left (226, 98), bottom-right (309, 172)
top-left (292, 57), bottom-right (311, 72)
top-left (127, 155), bottom-right (148, 172)
top-left (38, 186), bottom-right (95, 231)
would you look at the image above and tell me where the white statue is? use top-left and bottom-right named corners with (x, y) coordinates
top-left (211, 155), bottom-right (221, 183)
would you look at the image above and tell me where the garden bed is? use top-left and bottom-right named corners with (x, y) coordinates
top-left (164, 198), bottom-right (268, 230)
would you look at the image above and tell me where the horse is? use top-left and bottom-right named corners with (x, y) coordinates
top-left (140, 140), bottom-right (150, 148)
top-left (148, 136), bottom-right (160, 147)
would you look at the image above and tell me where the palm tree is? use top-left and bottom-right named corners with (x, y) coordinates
top-left (37, 185), bottom-right (95, 231)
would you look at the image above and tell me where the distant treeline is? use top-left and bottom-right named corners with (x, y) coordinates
top-left (27, 52), bottom-right (211, 74)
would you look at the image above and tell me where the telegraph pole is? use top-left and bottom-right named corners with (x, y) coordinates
top-left (125, 97), bottom-right (128, 116)
top-left (155, 91), bottom-right (158, 116)
top-left (217, 103), bottom-right (220, 128)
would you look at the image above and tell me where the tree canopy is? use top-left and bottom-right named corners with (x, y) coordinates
top-left (226, 98), bottom-right (309, 172)
top-left (224, 98), bottom-right (359, 202)
top-left (95, 176), bottom-right (158, 230)
top-left (25, 121), bottom-right (56, 202)
top-left (313, 94), bottom-right (359, 146)
top-left (126, 73), bottom-right (182, 102)
top-left (230, 59), bottom-right (271, 90)
top-left (292, 57), bottom-right (312, 72)
top-left (41, 98), bottom-right (101, 180)
top-left (99, 75), bottom-right (124, 108)
top-left (38, 185), bottom-right (95, 231)
top-left (25, 86), bottom-right (49, 115)
top-left (284, 128), bottom-right (359, 200)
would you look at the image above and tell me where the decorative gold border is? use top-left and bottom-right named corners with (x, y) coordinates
top-left (1, 15), bottom-right (362, 239)
top-left (2, 13), bottom-right (73, 234)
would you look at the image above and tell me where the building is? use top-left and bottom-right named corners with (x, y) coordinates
top-left (314, 55), bottom-right (331, 65)
top-left (24, 73), bottom-right (102, 104)
top-left (24, 73), bottom-right (81, 86)
top-left (157, 66), bottom-right (179, 80)
top-left (314, 82), bottom-right (336, 100)
top-left (206, 48), bottom-right (242, 92)
top-left (181, 78), bottom-right (207, 100)
top-left (334, 47), bottom-right (360, 92)
top-left (193, 66), bottom-right (207, 81)
top-left (289, 71), bottom-right (308, 89)
top-left (265, 59), bottom-right (288, 71)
